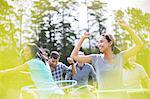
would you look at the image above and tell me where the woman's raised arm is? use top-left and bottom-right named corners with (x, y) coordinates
top-left (119, 19), bottom-right (143, 62)
top-left (71, 32), bottom-right (92, 63)
top-left (0, 63), bottom-right (28, 74)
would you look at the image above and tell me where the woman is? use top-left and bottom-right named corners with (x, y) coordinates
top-left (70, 19), bottom-right (143, 98)
top-left (0, 43), bottom-right (64, 99)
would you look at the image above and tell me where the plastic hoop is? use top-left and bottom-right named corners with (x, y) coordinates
top-left (55, 80), bottom-right (77, 89)
top-left (21, 80), bottom-right (77, 92)
top-left (19, 80), bottom-right (77, 99)
top-left (93, 89), bottom-right (150, 93)
top-left (70, 85), bottom-right (95, 94)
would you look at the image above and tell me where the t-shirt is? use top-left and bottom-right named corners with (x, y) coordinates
top-left (26, 58), bottom-right (64, 95)
top-left (51, 62), bottom-right (71, 81)
top-left (27, 58), bottom-right (55, 88)
top-left (90, 53), bottom-right (123, 90)
top-left (123, 63), bottom-right (149, 89)
top-left (71, 63), bottom-right (96, 86)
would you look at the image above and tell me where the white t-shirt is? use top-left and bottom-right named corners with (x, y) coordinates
top-left (123, 63), bottom-right (149, 89)
top-left (91, 53), bottom-right (123, 90)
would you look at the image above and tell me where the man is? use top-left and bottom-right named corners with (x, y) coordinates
top-left (123, 56), bottom-right (149, 89)
top-left (66, 51), bottom-right (96, 86)
top-left (66, 51), bottom-right (97, 99)
top-left (123, 56), bottom-right (150, 99)
top-left (48, 51), bottom-right (76, 81)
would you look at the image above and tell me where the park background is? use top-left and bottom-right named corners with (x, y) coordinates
top-left (0, 0), bottom-right (150, 99)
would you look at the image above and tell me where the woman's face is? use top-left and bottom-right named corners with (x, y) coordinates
top-left (22, 46), bottom-right (32, 61)
top-left (98, 36), bottom-right (112, 53)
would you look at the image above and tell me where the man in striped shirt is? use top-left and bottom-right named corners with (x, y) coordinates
top-left (48, 51), bottom-right (76, 81)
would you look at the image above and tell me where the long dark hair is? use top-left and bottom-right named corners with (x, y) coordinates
top-left (101, 33), bottom-right (120, 54)
top-left (23, 43), bottom-right (47, 63)
top-left (24, 43), bottom-right (40, 59)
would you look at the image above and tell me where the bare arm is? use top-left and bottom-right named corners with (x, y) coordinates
top-left (0, 63), bottom-right (28, 74)
top-left (67, 57), bottom-right (76, 76)
top-left (119, 19), bottom-right (143, 62)
top-left (70, 32), bottom-right (92, 63)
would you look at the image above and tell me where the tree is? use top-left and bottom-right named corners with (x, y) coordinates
top-left (0, 0), bottom-right (19, 49)
top-left (51, 0), bottom-right (78, 63)
top-left (31, 0), bottom-right (78, 63)
top-left (113, 8), bottom-right (150, 76)
top-left (127, 8), bottom-right (150, 76)
top-left (36, 13), bottom-right (59, 51)
top-left (31, 0), bottom-right (58, 42)
top-left (81, 0), bottom-right (107, 54)
top-left (0, 1), bottom-right (33, 98)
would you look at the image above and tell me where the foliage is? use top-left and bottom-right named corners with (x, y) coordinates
top-left (113, 8), bottom-right (150, 75)
top-left (81, 0), bottom-right (107, 54)
top-left (31, 0), bottom-right (78, 63)
top-left (0, 0), bottom-right (20, 49)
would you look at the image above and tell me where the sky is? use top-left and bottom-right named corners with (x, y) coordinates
top-left (102, 0), bottom-right (150, 33)
top-left (7, 0), bottom-right (150, 46)
top-left (104, 0), bottom-right (150, 12)
top-left (76, 0), bottom-right (150, 47)
top-left (10, 0), bottom-right (150, 34)
top-left (78, 0), bottom-right (150, 33)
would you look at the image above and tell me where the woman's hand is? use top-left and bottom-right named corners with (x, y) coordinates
top-left (81, 32), bottom-right (90, 39)
top-left (118, 19), bottom-right (130, 30)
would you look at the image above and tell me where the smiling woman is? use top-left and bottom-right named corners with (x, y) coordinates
top-left (70, 18), bottom-right (144, 99)
top-left (0, 43), bottom-right (64, 99)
